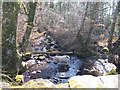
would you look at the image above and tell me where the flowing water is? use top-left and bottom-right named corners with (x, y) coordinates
top-left (23, 55), bottom-right (83, 84)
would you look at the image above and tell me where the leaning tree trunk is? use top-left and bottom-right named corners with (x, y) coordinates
top-left (2, 2), bottom-right (19, 75)
top-left (108, 1), bottom-right (119, 46)
top-left (20, 2), bottom-right (37, 53)
top-left (76, 2), bottom-right (88, 53)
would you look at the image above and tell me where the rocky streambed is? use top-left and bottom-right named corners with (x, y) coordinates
top-left (22, 55), bottom-right (83, 84)
top-left (19, 32), bottom-right (117, 85)
top-left (21, 54), bottom-right (117, 84)
top-left (1, 31), bottom-right (118, 89)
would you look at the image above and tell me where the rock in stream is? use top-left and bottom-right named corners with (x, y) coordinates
top-left (81, 56), bottom-right (117, 76)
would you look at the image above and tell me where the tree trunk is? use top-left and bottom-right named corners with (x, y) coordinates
top-left (20, 2), bottom-right (37, 53)
top-left (84, 3), bottom-right (99, 48)
top-left (76, 2), bottom-right (88, 51)
top-left (108, 1), bottom-right (119, 46)
top-left (2, 2), bottom-right (19, 75)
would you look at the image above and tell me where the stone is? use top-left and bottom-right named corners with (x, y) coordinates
top-left (22, 78), bottom-right (56, 88)
top-left (56, 83), bottom-right (69, 88)
top-left (68, 75), bottom-right (98, 88)
top-left (53, 55), bottom-right (70, 65)
top-left (82, 58), bottom-right (117, 76)
top-left (0, 81), bottom-right (10, 88)
top-left (26, 61), bottom-right (49, 73)
top-left (68, 75), bottom-right (118, 88)
top-left (97, 75), bottom-right (118, 88)
top-left (9, 75), bottom-right (119, 89)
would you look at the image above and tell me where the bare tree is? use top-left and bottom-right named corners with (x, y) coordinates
top-left (108, 1), bottom-right (119, 47)
top-left (20, 2), bottom-right (37, 53)
top-left (2, 2), bottom-right (19, 75)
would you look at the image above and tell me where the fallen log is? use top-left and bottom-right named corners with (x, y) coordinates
top-left (32, 51), bottom-right (74, 55)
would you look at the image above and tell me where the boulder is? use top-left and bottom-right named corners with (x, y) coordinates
top-left (9, 75), bottom-right (119, 89)
top-left (82, 58), bottom-right (117, 76)
top-left (52, 55), bottom-right (70, 64)
top-left (22, 78), bottom-right (56, 88)
top-left (68, 75), bottom-right (118, 88)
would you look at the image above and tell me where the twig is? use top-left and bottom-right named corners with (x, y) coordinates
top-left (0, 73), bottom-right (15, 82)
top-left (21, 3), bottom-right (29, 15)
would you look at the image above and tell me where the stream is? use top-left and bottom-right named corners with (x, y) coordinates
top-left (22, 55), bottom-right (83, 84)
top-left (22, 32), bottom-right (117, 84)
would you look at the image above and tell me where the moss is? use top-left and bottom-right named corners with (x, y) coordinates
top-left (106, 69), bottom-right (117, 75)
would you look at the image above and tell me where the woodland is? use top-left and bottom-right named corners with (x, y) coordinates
top-left (0, 0), bottom-right (120, 88)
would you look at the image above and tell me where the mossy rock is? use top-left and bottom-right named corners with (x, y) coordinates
top-left (22, 79), bottom-right (56, 88)
top-left (106, 69), bottom-right (117, 75)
